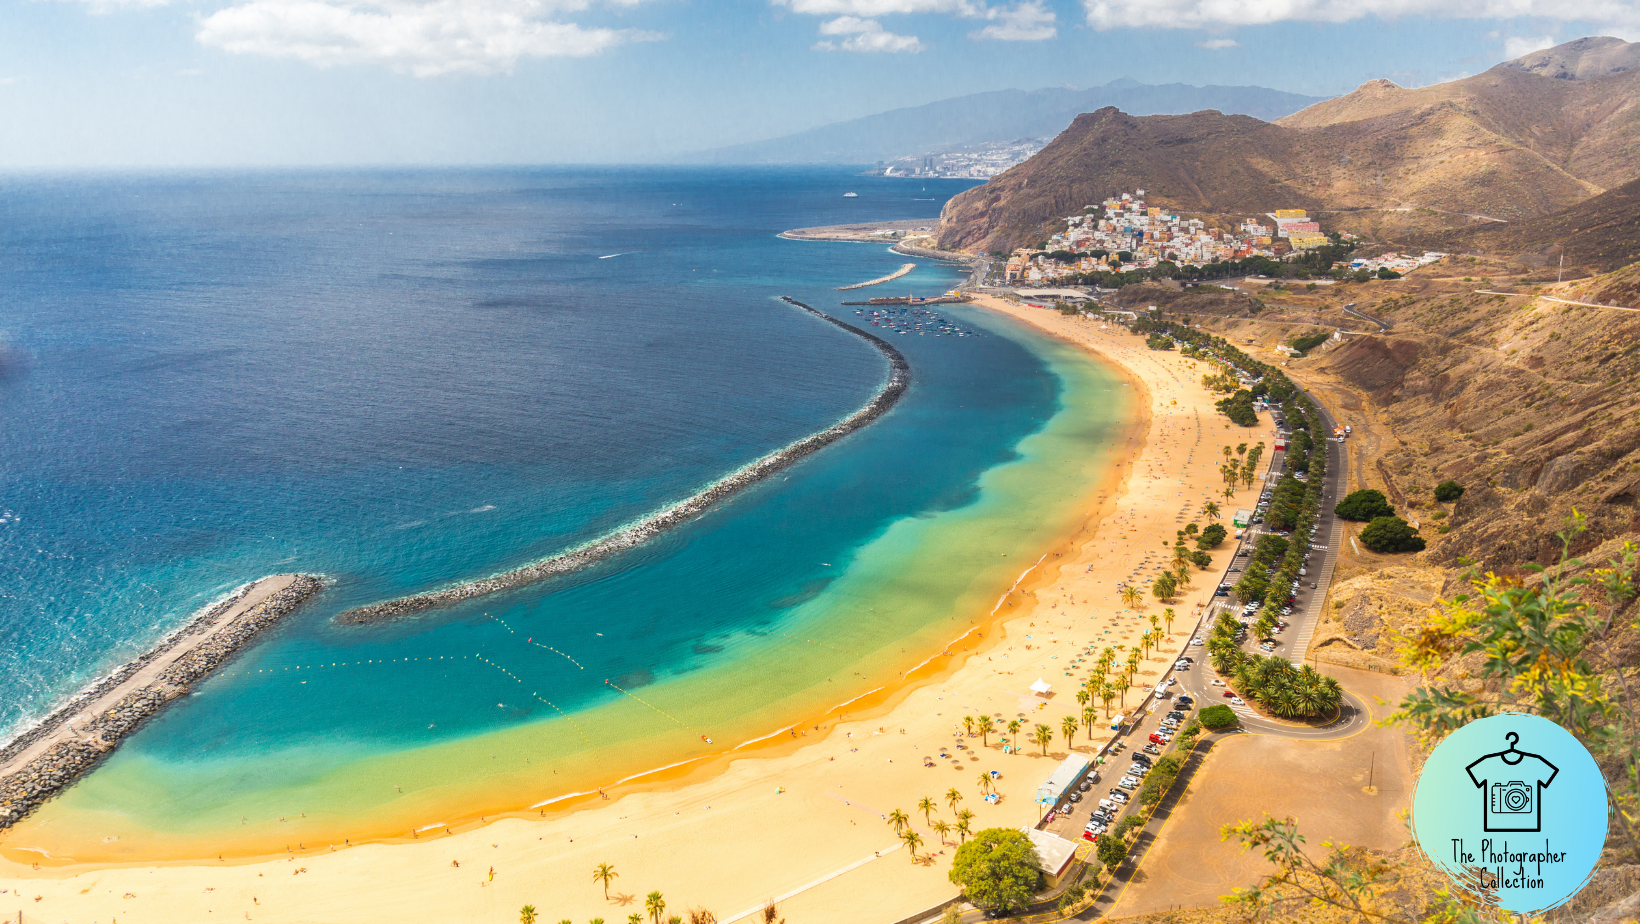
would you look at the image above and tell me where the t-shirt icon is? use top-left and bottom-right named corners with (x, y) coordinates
top-left (1466, 731), bottom-right (1558, 833)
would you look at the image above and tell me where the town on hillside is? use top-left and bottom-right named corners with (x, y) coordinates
top-left (1002, 191), bottom-right (1444, 286)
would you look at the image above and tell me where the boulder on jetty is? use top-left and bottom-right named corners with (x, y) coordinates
top-left (0, 575), bottom-right (322, 831)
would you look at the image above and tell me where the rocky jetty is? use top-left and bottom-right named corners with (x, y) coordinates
top-left (0, 574), bottom-right (322, 830)
top-left (335, 297), bottom-right (911, 625)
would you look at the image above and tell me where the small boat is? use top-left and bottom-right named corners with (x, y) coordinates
top-left (843, 192), bottom-right (858, 198)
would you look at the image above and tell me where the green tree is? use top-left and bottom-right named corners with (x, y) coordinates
top-left (1005, 720), bottom-right (1023, 749)
top-left (933, 819), bottom-right (952, 844)
top-left (977, 771), bottom-right (993, 795)
top-left (629, 916), bottom-right (643, 924)
top-left (1061, 714), bottom-right (1079, 750)
top-left (902, 829), bottom-right (924, 859)
top-left (1163, 607), bottom-right (1176, 635)
top-left (1100, 682), bottom-right (1117, 717)
top-left (956, 809), bottom-right (974, 843)
top-left (1198, 704), bottom-right (1238, 729)
top-left (646, 892), bottom-right (666, 924)
top-left (918, 796), bottom-right (938, 826)
top-left (1358, 516), bottom-right (1426, 553)
top-left (1191, 549), bottom-right (1213, 569)
top-left (1333, 489), bottom-right (1394, 521)
top-left (1082, 704), bottom-right (1098, 739)
top-left (946, 788), bottom-right (963, 814)
top-left (1152, 572), bottom-right (1176, 601)
top-left (1120, 585), bottom-right (1142, 609)
top-left (976, 714), bottom-right (995, 747)
top-left (887, 808), bottom-right (910, 835)
top-left (1433, 480), bottom-right (1464, 502)
top-left (520, 907), bottom-right (538, 924)
top-left (1032, 723), bottom-right (1054, 756)
top-left (1202, 501), bottom-right (1221, 520)
top-left (1096, 834), bottom-right (1128, 872)
top-left (593, 863), bottom-right (618, 900)
top-left (948, 828), bottom-right (1042, 914)
top-left (1197, 523), bottom-right (1227, 548)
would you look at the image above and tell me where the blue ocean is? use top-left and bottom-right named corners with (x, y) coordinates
top-left (0, 168), bottom-right (1130, 857)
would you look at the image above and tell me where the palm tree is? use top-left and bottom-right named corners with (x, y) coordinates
top-left (1033, 723), bottom-right (1054, 756)
top-left (1099, 683), bottom-right (1116, 717)
top-left (902, 830), bottom-right (924, 859)
top-left (946, 787), bottom-right (963, 814)
top-left (918, 796), bottom-right (937, 826)
top-left (1174, 562), bottom-right (1192, 588)
top-left (932, 820), bottom-right (952, 845)
top-left (1222, 445), bottom-right (1233, 463)
top-left (1202, 501), bottom-right (1221, 520)
top-left (887, 808), bottom-right (910, 835)
top-left (1082, 704), bottom-right (1098, 740)
top-left (1075, 688), bottom-right (1089, 710)
top-left (1119, 586), bottom-right (1142, 609)
top-left (1163, 607), bottom-right (1176, 635)
top-left (1117, 675), bottom-right (1131, 708)
top-left (593, 863), bottom-right (618, 900)
top-left (646, 892), bottom-right (666, 924)
top-left (977, 771), bottom-right (993, 795)
top-left (956, 809), bottom-right (974, 842)
top-left (1171, 544), bottom-right (1191, 570)
top-left (962, 715), bottom-right (975, 738)
top-left (1125, 649), bottom-right (1141, 680)
top-left (1223, 485), bottom-right (1236, 503)
top-left (520, 907), bottom-right (538, 924)
top-left (1005, 718), bottom-right (1023, 745)
top-left (1148, 613), bottom-right (1160, 635)
top-left (630, 915), bottom-right (643, 924)
top-left (976, 714), bottom-right (995, 747)
top-left (1061, 715), bottom-right (1079, 750)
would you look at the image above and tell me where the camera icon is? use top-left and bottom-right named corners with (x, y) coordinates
top-left (1492, 781), bottom-right (1533, 815)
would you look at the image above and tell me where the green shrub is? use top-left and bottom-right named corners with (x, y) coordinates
top-left (1359, 516), bottom-right (1426, 553)
top-left (1198, 705), bottom-right (1238, 729)
top-left (1096, 834), bottom-right (1129, 872)
top-left (1434, 480), bottom-right (1465, 502)
top-left (1114, 815), bottom-right (1146, 839)
top-left (1197, 523), bottom-right (1227, 548)
top-left (1335, 489), bottom-right (1394, 521)
top-left (1288, 331), bottom-right (1330, 353)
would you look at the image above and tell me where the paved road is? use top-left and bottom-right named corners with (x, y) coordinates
top-left (1172, 395), bottom-right (1367, 742)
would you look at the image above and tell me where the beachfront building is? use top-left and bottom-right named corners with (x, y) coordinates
top-left (1019, 827), bottom-right (1082, 888)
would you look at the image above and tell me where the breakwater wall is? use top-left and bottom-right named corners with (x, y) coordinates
top-left (0, 575), bottom-right (322, 830)
top-left (335, 297), bottom-right (911, 626)
top-left (837, 263), bottom-right (916, 290)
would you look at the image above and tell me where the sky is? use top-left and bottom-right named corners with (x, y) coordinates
top-left (0, 0), bottom-right (1633, 166)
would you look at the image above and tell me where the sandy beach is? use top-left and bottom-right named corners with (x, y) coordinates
top-left (0, 298), bottom-right (1278, 924)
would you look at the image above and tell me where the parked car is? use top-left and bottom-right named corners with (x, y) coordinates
top-left (1142, 743), bottom-right (1161, 755)
top-left (1127, 763), bottom-right (1149, 776)
top-left (1131, 754), bottom-right (1152, 766)
top-left (1069, 791), bottom-right (1083, 803)
top-left (1229, 697), bottom-right (1245, 705)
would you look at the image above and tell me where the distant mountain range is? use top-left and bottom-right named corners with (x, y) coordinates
top-left (688, 79), bottom-right (1328, 165)
top-left (936, 36), bottom-right (1640, 255)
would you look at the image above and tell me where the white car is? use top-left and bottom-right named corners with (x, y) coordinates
top-left (1190, 638), bottom-right (1204, 646)
top-left (1211, 679), bottom-right (1226, 686)
top-left (1229, 697), bottom-right (1245, 705)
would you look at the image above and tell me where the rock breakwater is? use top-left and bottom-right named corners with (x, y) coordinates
top-left (335, 296), bottom-right (911, 626)
top-left (0, 574), bottom-right (322, 831)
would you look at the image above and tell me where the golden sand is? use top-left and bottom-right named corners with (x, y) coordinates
top-left (0, 299), bottom-right (1277, 924)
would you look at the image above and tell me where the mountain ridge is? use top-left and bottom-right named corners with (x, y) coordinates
top-left (686, 80), bottom-right (1328, 165)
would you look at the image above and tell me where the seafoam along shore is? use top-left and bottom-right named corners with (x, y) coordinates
top-left (0, 574), bottom-right (322, 831)
top-left (335, 296), bottom-right (911, 626)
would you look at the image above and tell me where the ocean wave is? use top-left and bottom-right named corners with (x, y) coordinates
top-left (334, 297), bottom-right (911, 626)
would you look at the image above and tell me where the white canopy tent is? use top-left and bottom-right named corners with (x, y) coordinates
top-left (1029, 678), bottom-right (1053, 697)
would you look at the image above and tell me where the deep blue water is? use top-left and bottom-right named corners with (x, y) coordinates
top-left (0, 167), bottom-right (1071, 761)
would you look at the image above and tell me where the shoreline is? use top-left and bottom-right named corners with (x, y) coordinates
top-left (335, 296), bottom-right (910, 626)
top-left (837, 262), bottom-right (916, 290)
top-left (0, 574), bottom-right (322, 832)
top-left (3, 294), bottom-right (1283, 924)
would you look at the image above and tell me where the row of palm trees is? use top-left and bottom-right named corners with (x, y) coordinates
top-left (521, 865), bottom-right (723, 924)
top-left (1226, 655), bottom-right (1343, 719)
top-left (888, 788), bottom-right (979, 859)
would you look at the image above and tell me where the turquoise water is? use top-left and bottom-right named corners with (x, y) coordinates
top-left (0, 168), bottom-right (1130, 858)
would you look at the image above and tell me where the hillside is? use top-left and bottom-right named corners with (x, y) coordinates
top-left (936, 37), bottom-right (1640, 255)
top-left (688, 80), bottom-right (1326, 165)
top-left (1404, 174), bottom-right (1640, 273)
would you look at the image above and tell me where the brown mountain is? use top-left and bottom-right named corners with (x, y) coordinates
top-left (1406, 174), bottom-right (1640, 273)
top-left (936, 37), bottom-right (1640, 255)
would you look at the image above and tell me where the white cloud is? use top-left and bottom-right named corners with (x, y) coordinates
top-left (1503, 33), bottom-right (1556, 57)
top-left (971, 0), bottom-right (1056, 40)
top-left (1196, 37), bottom-right (1237, 48)
top-left (782, 0), bottom-right (981, 14)
top-left (1080, 0), bottom-right (1640, 37)
top-left (812, 15), bottom-right (925, 50)
top-left (195, 0), bottom-right (661, 76)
